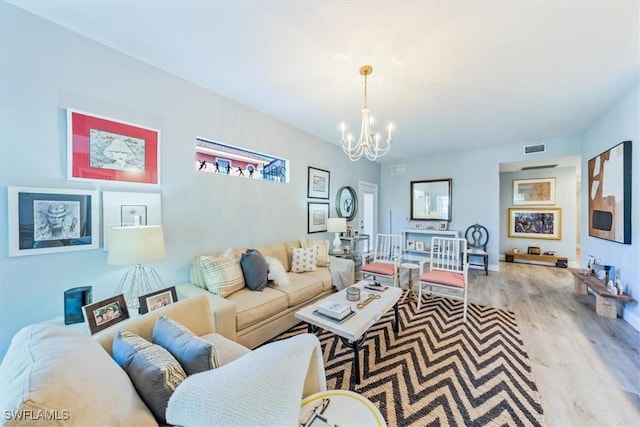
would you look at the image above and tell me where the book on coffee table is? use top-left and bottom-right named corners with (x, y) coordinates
top-left (316, 300), bottom-right (352, 321)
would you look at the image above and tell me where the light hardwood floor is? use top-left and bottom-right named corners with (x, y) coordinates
top-left (469, 262), bottom-right (640, 427)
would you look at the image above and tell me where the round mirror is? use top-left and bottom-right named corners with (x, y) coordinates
top-left (335, 186), bottom-right (358, 221)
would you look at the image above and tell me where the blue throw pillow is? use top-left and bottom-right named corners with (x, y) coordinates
top-left (112, 330), bottom-right (186, 424)
top-left (152, 315), bottom-right (220, 376)
top-left (240, 249), bottom-right (269, 291)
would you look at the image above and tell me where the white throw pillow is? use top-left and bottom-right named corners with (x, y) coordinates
top-left (290, 246), bottom-right (318, 273)
top-left (300, 238), bottom-right (330, 267)
top-left (264, 256), bottom-right (290, 286)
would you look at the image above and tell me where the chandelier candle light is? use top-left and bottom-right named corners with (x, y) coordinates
top-left (108, 225), bottom-right (166, 309)
top-left (340, 65), bottom-right (393, 161)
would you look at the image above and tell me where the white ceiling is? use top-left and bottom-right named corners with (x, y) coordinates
top-left (8, 1), bottom-right (640, 165)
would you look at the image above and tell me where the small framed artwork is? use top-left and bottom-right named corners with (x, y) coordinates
top-left (138, 286), bottom-right (178, 314)
top-left (8, 186), bottom-right (99, 257)
top-left (407, 240), bottom-right (416, 250)
top-left (102, 191), bottom-right (162, 249)
top-left (308, 202), bottom-right (329, 233)
top-left (512, 178), bottom-right (555, 205)
top-left (508, 207), bottom-right (562, 240)
top-left (416, 241), bottom-right (425, 251)
top-left (414, 223), bottom-right (423, 229)
top-left (83, 294), bottom-right (129, 335)
top-left (67, 109), bottom-right (160, 185)
top-left (439, 221), bottom-right (448, 231)
top-left (307, 167), bottom-right (330, 199)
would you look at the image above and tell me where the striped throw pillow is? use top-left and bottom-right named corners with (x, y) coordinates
top-left (200, 248), bottom-right (245, 297)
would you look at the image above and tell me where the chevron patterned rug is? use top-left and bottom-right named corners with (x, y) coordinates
top-left (271, 295), bottom-right (545, 427)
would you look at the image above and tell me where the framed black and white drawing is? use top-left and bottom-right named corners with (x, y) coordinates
top-left (102, 191), bottom-right (162, 249)
top-left (307, 167), bottom-right (330, 199)
top-left (307, 202), bottom-right (329, 233)
top-left (8, 186), bottom-right (99, 257)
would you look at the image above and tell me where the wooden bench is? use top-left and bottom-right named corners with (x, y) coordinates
top-left (504, 251), bottom-right (568, 267)
top-left (569, 268), bottom-right (636, 318)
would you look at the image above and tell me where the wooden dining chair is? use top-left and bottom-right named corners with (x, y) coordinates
top-left (361, 233), bottom-right (403, 287)
top-left (418, 237), bottom-right (469, 322)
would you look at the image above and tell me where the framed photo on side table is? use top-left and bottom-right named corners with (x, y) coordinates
top-left (83, 294), bottom-right (129, 335)
top-left (7, 186), bottom-right (99, 257)
top-left (308, 202), bottom-right (329, 233)
top-left (307, 167), bottom-right (330, 199)
top-left (67, 109), bottom-right (160, 185)
top-left (138, 286), bottom-right (178, 314)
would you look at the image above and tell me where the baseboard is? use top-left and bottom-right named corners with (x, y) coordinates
top-left (622, 307), bottom-right (640, 332)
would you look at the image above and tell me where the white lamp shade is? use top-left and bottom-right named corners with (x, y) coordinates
top-left (107, 226), bottom-right (165, 266)
top-left (327, 217), bottom-right (347, 233)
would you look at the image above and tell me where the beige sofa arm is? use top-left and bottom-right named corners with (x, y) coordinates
top-left (176, 283), bottom-right (237, 341)
top-left (95, 294), bottom-right (215, 356)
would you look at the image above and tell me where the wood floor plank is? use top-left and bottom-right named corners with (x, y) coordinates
top-left (468, 262), bottom-right (640, 426)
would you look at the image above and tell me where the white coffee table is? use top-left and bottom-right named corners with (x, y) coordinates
top-left (295, 280), bottom-right (402, 384)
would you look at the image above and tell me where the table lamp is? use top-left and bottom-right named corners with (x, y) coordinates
top-left (108, 225), bottom-right (166, 309)
top-left (327, 218), bottom-right (347, 252)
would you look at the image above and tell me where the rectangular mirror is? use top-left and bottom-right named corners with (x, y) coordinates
top-left (410, 178), bottom-right (452, 221)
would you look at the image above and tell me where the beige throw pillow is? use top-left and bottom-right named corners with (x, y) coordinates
top-left (300, 238), bottom-right (330, 267)
top-left (199, 248), bottom-right (245, 297)
top-left (290, 246), bottom-right (318, 273)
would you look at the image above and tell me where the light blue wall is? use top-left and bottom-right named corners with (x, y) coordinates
top-left (380, 136), bottom-right (581, 272)
top-left (580, 83), bottom-right (639, 330)
top-left (499, 166), bottom-right (578, 264)
top-left (0, 5), bottom-right (380, 358)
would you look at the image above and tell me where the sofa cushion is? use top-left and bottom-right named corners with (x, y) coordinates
top-left (275, 275), bottom-right (324, 307)
top-left (199, 332), bottom-right (251, 366)
top-left (200, 248), bottom-right (245, 297)
top-left (152, 316), bottom-right (220, 375)
top-left (113, 330), bottom-right (187, 424)
top-left (300, 238), bottom-right (331, 267)
top-left (255, 242), bottom-right (289, 272)
top-left (240, 249), bottom-right (269, 291)
top-left (291, 246), bottom-right (318, 273)
top-left (0, 324), bottom-right (157, 427)
top-left (299, 267), bottom-right (334, 292)
top-left (227, 287), bottom-right (289, 331)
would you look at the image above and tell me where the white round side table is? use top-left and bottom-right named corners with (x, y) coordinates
top-left (401, 262), bottom-right (420, 303)
top-left (299, 389), bottom-right (386, 426)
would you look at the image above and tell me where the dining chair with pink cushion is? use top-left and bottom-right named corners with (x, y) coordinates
top-left (360, 233), bottom-right (402, 288)
top-left (418, 237), bottom-right (469, 321)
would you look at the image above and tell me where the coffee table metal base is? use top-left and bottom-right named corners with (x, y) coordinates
top-left (307, 303), bottom-right (400, 384)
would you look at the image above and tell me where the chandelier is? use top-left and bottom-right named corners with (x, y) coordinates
top-left (340, 65), bottom-right (393, 161)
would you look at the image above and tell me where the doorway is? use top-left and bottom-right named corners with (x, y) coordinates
top-left (358, 181), bottom-right (377, 253)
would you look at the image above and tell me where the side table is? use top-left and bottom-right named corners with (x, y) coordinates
top-left (299, 389), bottom-right (386, 427)
top-left (401, 262), bottom-right (420, 304)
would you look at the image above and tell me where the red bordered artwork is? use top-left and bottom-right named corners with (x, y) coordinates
top-left (67, 109), bottom-right (160, 184)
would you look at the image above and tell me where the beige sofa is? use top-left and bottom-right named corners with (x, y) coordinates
top-left (0, 295), bottom-right (326, 426)
top-left (177, 240), bottom-right (354, 349)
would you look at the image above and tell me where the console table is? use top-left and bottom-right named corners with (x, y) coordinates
top-left (569, 268), bottom-right (636, 318)
top-left (504, 250), bottom-right (568, 267)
